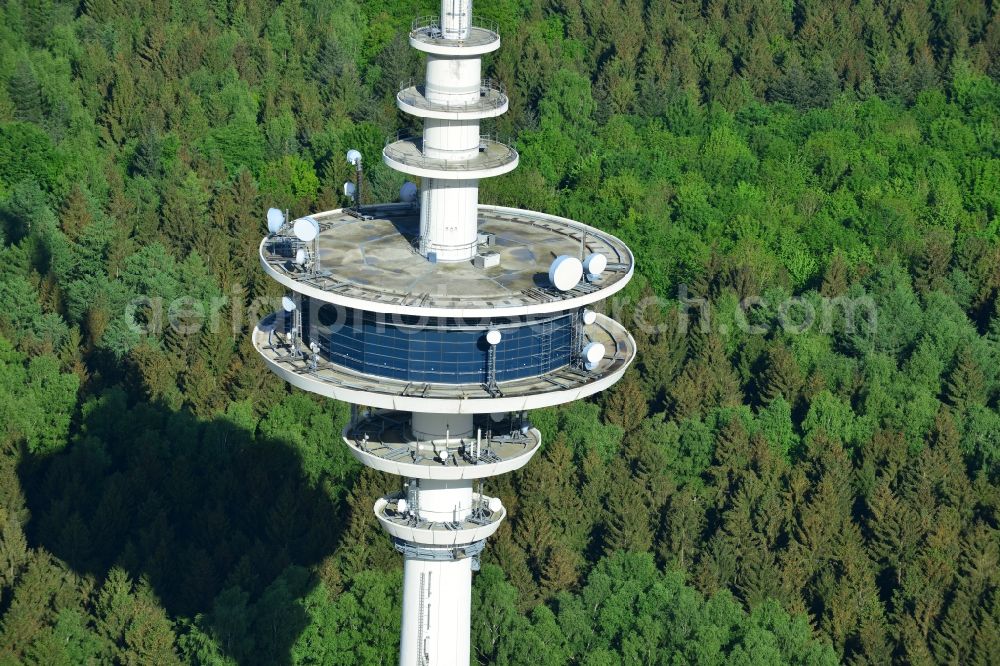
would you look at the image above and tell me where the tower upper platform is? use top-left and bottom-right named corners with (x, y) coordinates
top-left (383, 135), bottom-right (518, 180)
top-left (397, 79), bottom-right (508, 120)
top-left (409, 16), bottom-right (500, 56)
top-left (259, 204), bottom-right (633, 319)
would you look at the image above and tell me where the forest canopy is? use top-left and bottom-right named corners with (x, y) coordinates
top-left (0, 0), bottom-right (999, 664)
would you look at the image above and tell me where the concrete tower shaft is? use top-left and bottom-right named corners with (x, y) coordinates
top-left (440, 0), bottom-right (473, 40)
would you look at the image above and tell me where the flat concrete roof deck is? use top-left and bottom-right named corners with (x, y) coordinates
top-left (261, 204), bottom-right (633, 318)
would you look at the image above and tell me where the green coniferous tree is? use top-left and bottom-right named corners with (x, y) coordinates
top-left (943, 345), bottom-right (987, 410)
top-left (7, 58), bottom-right (44, 125)
top-left (758, 340), bottom-right (804, 406)
top-left (602, 459), bottom-right (653, 556)
top-left (820, 250), bottom-right (849, 298)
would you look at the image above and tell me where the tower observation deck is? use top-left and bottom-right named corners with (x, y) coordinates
top-left (253, 2), bottom-right (635, 664)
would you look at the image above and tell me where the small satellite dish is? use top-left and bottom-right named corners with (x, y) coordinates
top-left (282, 295), bottom-right (296, 312)
top-left (487, 497), bottom-right (503, 513)
top-left (583, 253), bottom-right (607, 277)
top-left (490, 412), bottom-right (505, 423)
top-left (400, 181), bottom-right (418, 202)
top-left (266, 208), bottom-right (285, 234)
top-left (583, 342), bottom-right (606, 365)
top-left (294, 248), bottom-right (308, 265)
top-left (582, 309), bottom-right (597, 325)
top-left (346, 149), bottom-right (362, 166)
top-left (548, 255), bottom-right (583, 292)
top-left (293, 216), bottom-right (319, 242)
top-left (397, 498), bottom-right (408, 515)
top-left (485, 329), bottom-right (502, 345)
top-left (520, 424), bottom-right (530, 435)
top-left (343, 181), bottom-right (357, 199)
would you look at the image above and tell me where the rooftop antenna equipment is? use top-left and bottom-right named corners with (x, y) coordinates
top-left (583, 253), bottom-right (607, 280)
top-left (548, 255), bottom-right (583, 292)
top-left (266, 207), bottom-right (285, 234)
top-left (400, 181), bottom-right (418, 203)
top-left (347, 149), bottom-right (363, 209)
top-left (293, 216), bottom-right (319, 242)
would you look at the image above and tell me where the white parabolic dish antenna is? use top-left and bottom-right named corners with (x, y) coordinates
top-left (583, 253), bottom-right (607, 276)
top-left (583, 341), bottom-right (606, 365)
top-left (294, 248), bottom-right (308, 265)
top-left (293, 216), bottom-right (319, 242)
top-left (344, 181), bottom-right (357, 199)
top-left (485, 329), bottom-right (502, 345)
top-left (281, 295), bottom-right (296, 312)
top-left (400, 181), bottom-right (418, 202)
top-left (266, 208), bottom-right (284, 234)
top-left (346, 149), bottom-right (362, 166)
top-left (582, 309), bottom-right (598, 325)
top-left (548, 255), bottom-right (583, 292)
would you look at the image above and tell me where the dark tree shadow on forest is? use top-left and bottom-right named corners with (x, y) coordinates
top-left (17, 387), bottom-right (346, 665)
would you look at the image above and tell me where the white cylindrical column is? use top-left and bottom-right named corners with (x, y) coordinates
top-left (440, 0), bottom-right (473, 41)
top-left (425, 55), bottom-right (481, 104)
top-left (419, 179), bottom-right (479, 262)
top-left (422, 119), bottom-right (480, 159)
top-left (400, 555), bottom-right (473, 666)
top-left (411, 411), bottom-right (474, 441)
top-left (412, 478), bottom-right (474, 522)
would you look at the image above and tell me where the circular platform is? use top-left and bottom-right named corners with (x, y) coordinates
top-left (397, 81), bottom-right (508, 120)
top-left (260, 204), bottom-right (634, 318)
top-left (344, 414), bottom-right (541, 479)
top-left (409, 17), bottom-right (500, 56)
top-left (252, 312), bottom-right (636, 413)
top-left (375, 493), bottom-right (505, 545)
top-left (383, 136), bottom-right (518, 180)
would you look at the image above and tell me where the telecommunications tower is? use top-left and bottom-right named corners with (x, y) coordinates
top-left (254, 2), bottom-right (635, 664)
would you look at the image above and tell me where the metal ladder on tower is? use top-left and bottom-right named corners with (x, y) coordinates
top-left (417, 572), bottom-right (427, 666)
top-left (408, 480), bottom-right (420, 526)
top-left (539, 319), bottom-right (555, 372)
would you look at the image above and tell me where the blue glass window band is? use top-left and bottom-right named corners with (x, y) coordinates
top-left (300, 299), bottom-right (574, 384)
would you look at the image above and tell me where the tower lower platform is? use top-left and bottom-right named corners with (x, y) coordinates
top-left (377, 478), bottom-right (504, 666)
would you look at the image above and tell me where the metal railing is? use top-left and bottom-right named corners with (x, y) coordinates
top-left (383, 132), bottom-right (518, 172)
top-left (397, 78), bottom-right (507, 114)
top-left (410, 15), bottom-right (500, 41)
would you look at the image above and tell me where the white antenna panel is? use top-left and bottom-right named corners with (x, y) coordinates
top-left (266, 207), bottom-right (285, 234)
top-left (583, 342), bottom-right (605, 365)
top-left (293, 216), bottom-right (319, 242)
top-left (583, 253), bottom-right (607, 277)
top-left (400, 181), bottom-right (418, 202)
top-left (294, 248), bottom-right (308, 265)
top-left (281, 295), bottom-right (296, 312)
top-left (548, 255), bottom-right (583, 292)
